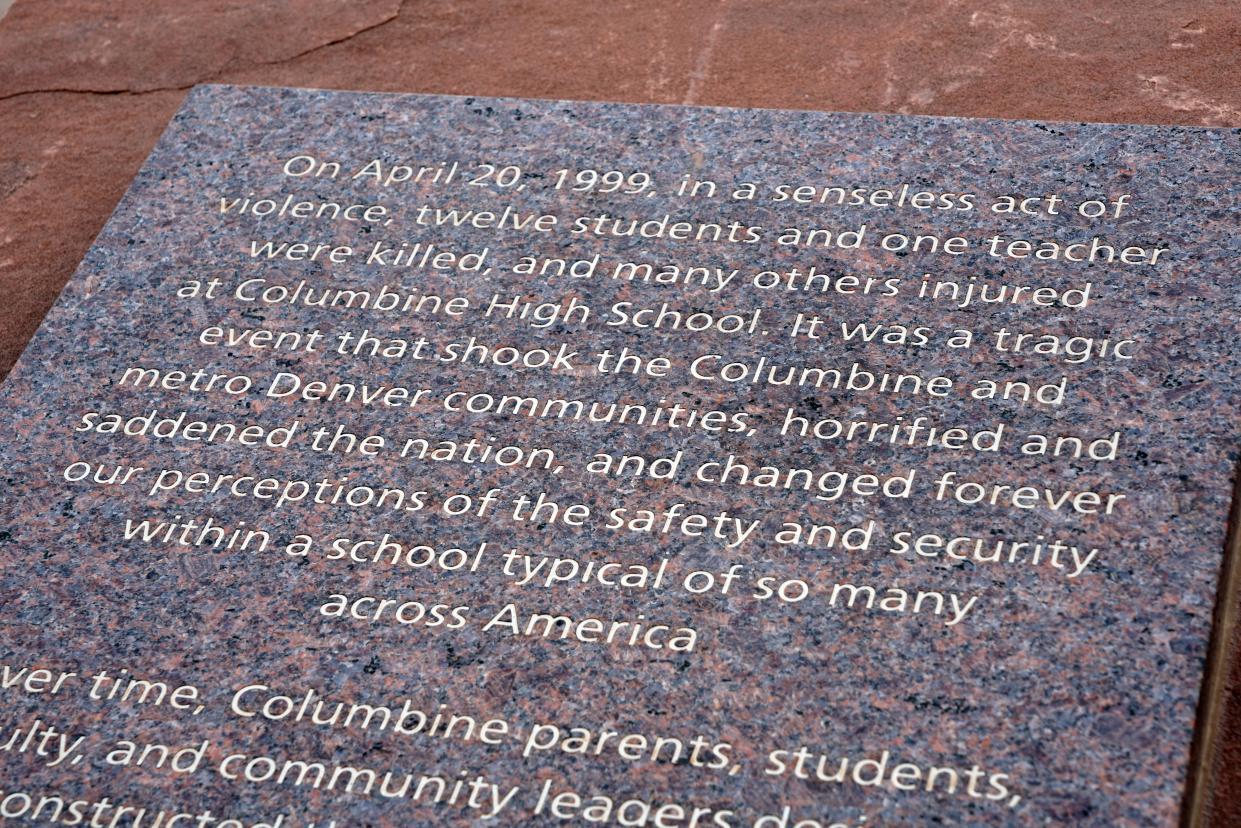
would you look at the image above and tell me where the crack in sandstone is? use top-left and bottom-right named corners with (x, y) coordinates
top-left (0, 0), bottom-right (404, 103)
top-left (236, 0), bottom-right (404, 75)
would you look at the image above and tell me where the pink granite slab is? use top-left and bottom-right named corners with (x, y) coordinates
top-left (0, 84), bottom-right (1238, 826)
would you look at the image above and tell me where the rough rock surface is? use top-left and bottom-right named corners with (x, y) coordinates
top-left (1, 1), bottom-right (1239, 822)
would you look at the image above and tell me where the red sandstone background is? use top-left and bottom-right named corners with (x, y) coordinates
top-left (1, 0), bottom-right (1238, 822)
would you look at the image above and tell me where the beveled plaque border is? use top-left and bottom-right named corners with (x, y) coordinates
top-left (1185, 462), bottom-right (1241, 826)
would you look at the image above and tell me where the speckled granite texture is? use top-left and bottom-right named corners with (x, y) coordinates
top-left (0, 85), bottom-right (1239, 826)
top-left (6, 4), bottom-right (1241, 820)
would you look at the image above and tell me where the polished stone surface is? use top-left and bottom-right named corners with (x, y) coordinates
top-left (3, 2), bottom-right (1241, 822)
top-left (0, 83), bottom-right (1238, 827)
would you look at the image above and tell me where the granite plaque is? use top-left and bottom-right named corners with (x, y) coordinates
top-left (0, 84), bottom-right (1239, 827)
